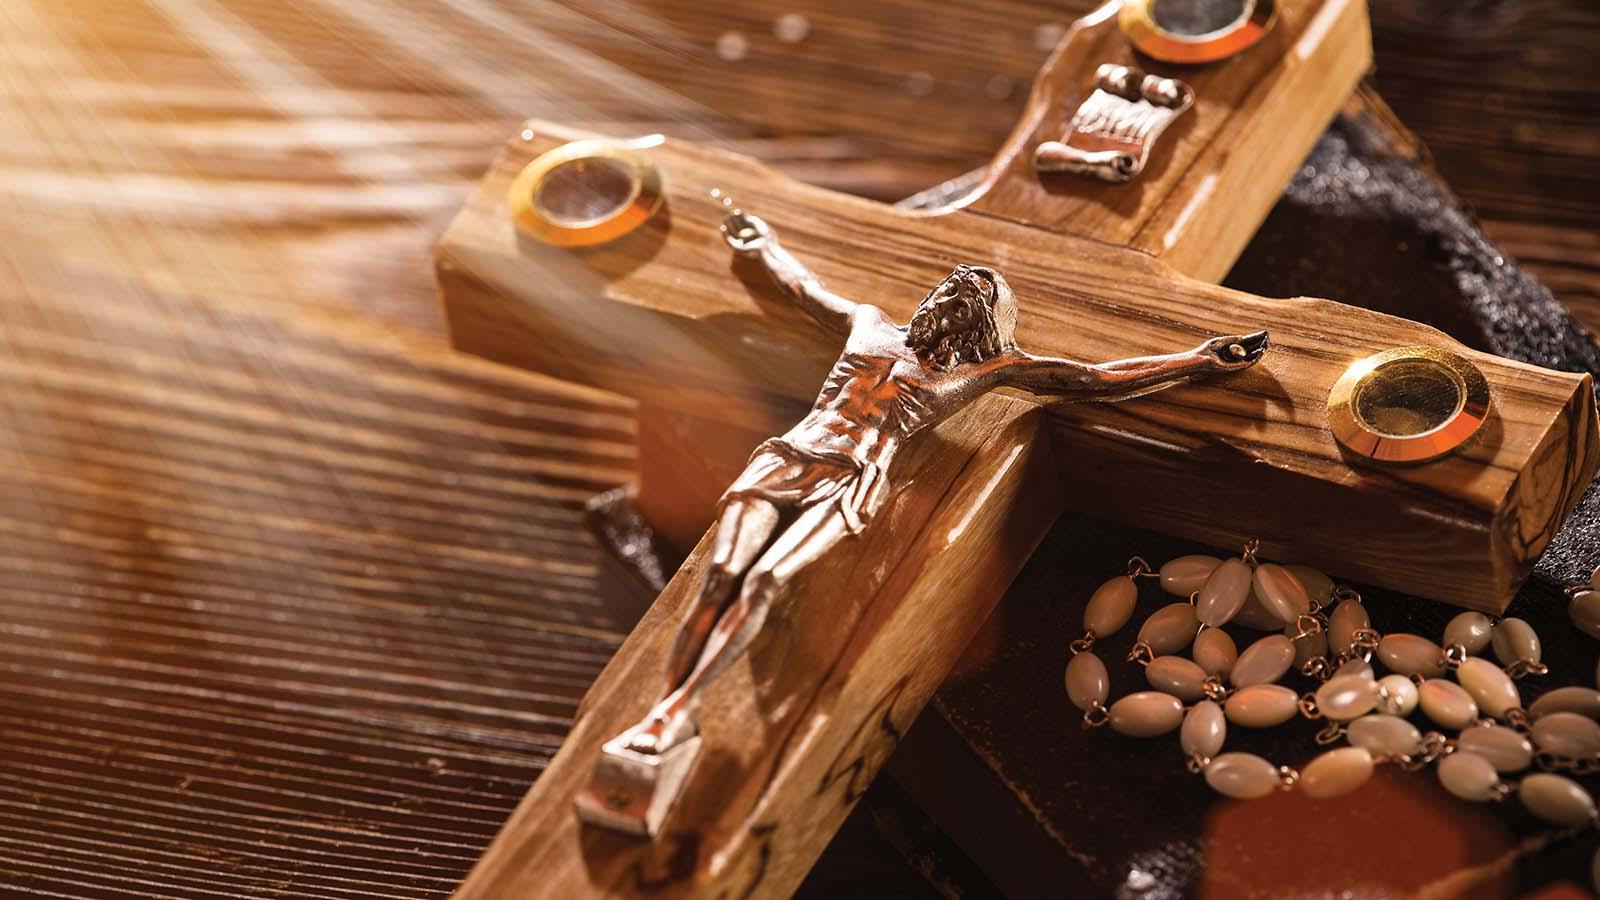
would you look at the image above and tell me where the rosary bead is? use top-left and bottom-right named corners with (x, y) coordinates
top-left (1443, 611), bottom-right (1495, 655)
top-left (1193, 627), bottom-right (1237, 678)
top-left (1519, 773), bottom-right (1597, 827)
top-left (1108, 692), bottom-right (1185, 737)
top-left (1084, 576), bottom-right (1138, 639)
top-left (1376, 674), bottom-right (1418, 716)
top-left (1317, 674), bottom-right (1379, 721)
top-left (1328, 598), bottom-right (1370, 657)
top-left (1160, 554), bottom-right (1220, 597)
top-left (1300, 747), bottom-right (1374, 799)
top-left (1146, 655), bottom-right (1209, 703)
top-left (1232, 589), bottom-right (1290, 630)
top-left (1347, 714), bottom-right (1421, 757)
top-left (1181, 700), bottom-right (1226, 759)
top-left (1286, 564), bottom-right (1334, 608)
top-left (1491, 617), bottom-right (1541, 668)
top-left (1529, 687), bottom-right (1600, 721)
top-left (1252, 563), bottom-right (1309, 627)
top-left (1065, 651), bottom-right (1110, 712)
top-left (1455, 657), bottom-right (1522, 721)
top-left (1338, 658), bottom-right (1375, 681)
top-left (1418, 679), bottom-right (1479, 731)
top-left (1204, 752), bottom-right (1281, 799)
top-left (1225, 684), bottom-right (1300, 728)
top-left (1288, 621), bottom-right (1328, 670)
top-left (1138, 603), bottom-right (1200, 656)
top-left (1530, 712), bottom-right (1600, 758)
top-left (1570, 590), bottom-right (1600, 641)
top-left (1456, 724), bottom-right (1534, 773)
top-left (1376, 634), bottom-right (1447, 678)
top-left (1437, 751), bottom-right (1500, 802)
top-left (1197, 558), bottom-right (1252, 627)
top-left (1231, 634), bottom-right (1296, 688)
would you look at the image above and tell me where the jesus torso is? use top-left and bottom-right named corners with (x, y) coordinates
top-left (777, 305), bottom-right (999, 470)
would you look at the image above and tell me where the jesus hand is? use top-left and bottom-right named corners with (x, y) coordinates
top-left (1200, 330), bottom-right (1270, 371)
top-left (722, 210), bottom-right (773, 256)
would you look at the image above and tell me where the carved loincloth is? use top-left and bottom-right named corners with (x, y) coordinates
top-left (719, 438), bottom-right (888, 534)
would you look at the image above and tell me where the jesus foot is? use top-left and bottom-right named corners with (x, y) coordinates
top-left (621, 711), bottom-right (697, 755)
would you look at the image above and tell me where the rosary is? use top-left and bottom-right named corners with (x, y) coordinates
top-left (1070, 542), bottom-right (1600, 868)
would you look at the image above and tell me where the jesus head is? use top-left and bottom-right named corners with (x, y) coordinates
top-left (906, 265), bottom-right (1018, 371)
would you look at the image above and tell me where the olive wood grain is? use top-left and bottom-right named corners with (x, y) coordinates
top-left (958, 0), bottom-right (1371, 283)
top-left (439, 122), bottom-right (1596, 613)
top-left (453, 397), bottom-right (1058, 899)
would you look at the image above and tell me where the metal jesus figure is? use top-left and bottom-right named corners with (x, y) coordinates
top-left (580, 210), bottom-right (1268, 834)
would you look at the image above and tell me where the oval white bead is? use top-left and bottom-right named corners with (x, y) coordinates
top-left (1231, 634), bottom-right (1296, 688)
top-left (1225, 684), bottom-right (1300, 728)
top-left (1300, 747), bottom-right (1373, 799)
top-left (1108, 691), bottom-right (1185, 737)
top-left (1327, 598), bottom-right (1370, 656)
top-left (1160, 554), bottom-right (1220, 597)
top-left (1491, 617), bottom-right (1541, 667)
top-left (1084, 575), bottom-right (1138, 639)
top-left (1252, 563), bottom-right (1309, 627)
top-left (1457, 724), bottom-right (1534, 773)
top-left (1337, 658), bottom-right (1375, 682)
top-left (1181, 700), bottom-right (1226, 759)
top-left (1286, 564), bottom-right (1333, 608)
top-left (1456, 657), bottom-right (1522, 720)
top-left (1443, 611), bottom-right (1495, 655)
top-left (1376, 674), bottom-right (1419, 716)
top-left (1231, 588), bottom-right (1288, 630)
top-left (1138, 603), bottom-right (1200, 656)
top-left (1196, 558), bottom-right (1252, 628)
top-left (1146, 655), bottom-right (1208, 703)
top-left (1570, 591), bottom-right (1600, 641)
top-left (1437, 751), bottom-right (1500, 802)
top-left (1204, 752), bottom-right (1281, 799)
top-left (1520, 773), bottom-right (1597, 826)
top-left (1193, 627), bottom-right (1237, 678)
top-left (1347, 714), bottom-right (1421, 757)
top-left (1530, 712), bottom-right (1600, 758)
top-left (1316, 674), bottom-right (1378, 721)
top-left (1530, 687), bottom-right (1600, 721)
top-left (1064, 651), bottom-right (1109, 712)
top-left (1376, 633), bottom-right (1446, 677)
top-left (1418, 679), bottom-right (1479, 731)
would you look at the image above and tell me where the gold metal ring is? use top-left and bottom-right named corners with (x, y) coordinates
top-left (1326, 346), bottom-right (1491, 464)
top-left (508, 138), bottom-right (663, 247)
top-left (1118, 0), bottom-right (1278, 64)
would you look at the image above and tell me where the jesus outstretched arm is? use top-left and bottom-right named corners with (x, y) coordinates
top-left (995, 331), bottom-right (1269, 402)
top-left (723, 210), bottom-right (858, 336)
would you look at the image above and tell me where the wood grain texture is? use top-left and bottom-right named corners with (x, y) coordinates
top-left (439, 121), bottom-right (1596, 612)
top-left (964, 0), bottom-right (1370, 283)
top-left (3, 0), bottom-right (1599, 897)
top-left (456, 399), bottom-right (1058, 899)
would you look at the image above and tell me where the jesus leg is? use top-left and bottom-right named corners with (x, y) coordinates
top-left (647, 500), bottom-right (852, 748)
top-left (623, 497), bottom-right (779, 753)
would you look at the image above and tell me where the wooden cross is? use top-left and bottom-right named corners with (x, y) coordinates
top-left (434, 1), bottom-right (1597, 895)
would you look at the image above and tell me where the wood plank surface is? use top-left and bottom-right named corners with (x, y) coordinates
top-left (1, 0), bottom-right (1598, 898)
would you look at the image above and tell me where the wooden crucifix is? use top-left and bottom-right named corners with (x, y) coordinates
top-left (434, 0), bottom-right (1598, 896)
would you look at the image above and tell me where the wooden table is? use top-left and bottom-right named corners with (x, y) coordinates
top-left (1, 2), bottom-right (1597, 897)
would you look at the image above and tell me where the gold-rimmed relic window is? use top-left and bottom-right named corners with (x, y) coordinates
top-left (1327, 346), bottom-right (1491, 464)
